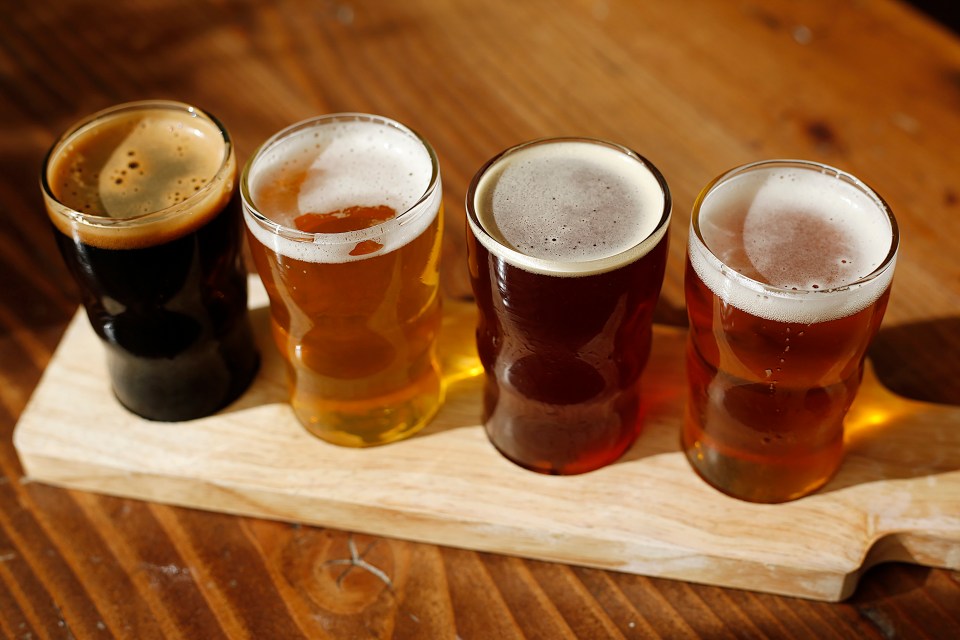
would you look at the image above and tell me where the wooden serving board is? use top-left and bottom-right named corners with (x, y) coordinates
top-left (13, 278), bottom-right (960, 602)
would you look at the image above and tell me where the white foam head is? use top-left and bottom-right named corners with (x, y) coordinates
top-left (688, 160), bottom-right (898, 323)
top-left (242, 114), bottom-right (440, 263)
top-left (468, 138), bottom-right (670, 276)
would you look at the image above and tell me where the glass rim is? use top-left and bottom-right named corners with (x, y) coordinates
top-left (465, 136), bottom-right (672, 277)
top-left (40, 99), bottom-right (234, 228)
top-left (239, 112), bottom-right (441, 244)
top-left (690, 158), bottom-right (900, 299)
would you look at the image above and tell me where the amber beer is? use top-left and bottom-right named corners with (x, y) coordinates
top-left (242, 114), bottom-right (443, 446)
top-left (684, 160), bottom-right (899, 502)
top-left (466, 138), bottom-right (671, 475)
top-left (41, 101), bottom-right (259, 421)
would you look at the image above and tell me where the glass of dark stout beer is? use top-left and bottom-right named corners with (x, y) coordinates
top-left (466, 138), bottom-right (672, 475)
top-left (41, 100), bottom-right (260, 422)
top-left (684, 160), bottom-right (899, 502)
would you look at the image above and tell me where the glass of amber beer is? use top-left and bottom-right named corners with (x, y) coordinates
top-left (684, 160), bottom-right (899, 502)
top-left (41, 100), bottom-right (260, 421)
top-left (466, 138), bottom-right (671, 475)
top-left (241, 114), bottom-right (444, 447)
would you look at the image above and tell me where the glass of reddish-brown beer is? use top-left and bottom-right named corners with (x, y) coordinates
top-left (684, 159), bottom-right (899, 502)
top-left (241, 114), bottom-right (444, 447)
top-left (466, 138), bottom-right (672, 475)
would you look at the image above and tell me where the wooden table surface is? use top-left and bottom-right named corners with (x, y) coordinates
top-left (2, 0), bottom-right (958, 637)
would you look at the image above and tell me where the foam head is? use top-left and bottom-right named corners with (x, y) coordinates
top-left (242, 114), bottom-right (441, 264)
top-left (467, 138), bottom-right (671, 277)
top-left (42, 101), bottom-right (235, 249)
top-left (688, 160), bottom-right (899, 323)
top-left (50, 111), bottom-right (224, 217)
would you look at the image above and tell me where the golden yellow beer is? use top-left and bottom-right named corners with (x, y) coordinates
top-left (241, 114), bottom-right (443, 446)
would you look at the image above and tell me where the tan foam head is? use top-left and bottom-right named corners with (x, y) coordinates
top-left (43, 101), bottom-right (235, 249)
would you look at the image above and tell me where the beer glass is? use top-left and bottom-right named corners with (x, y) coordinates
top-left (684, 159), bottom-right (899, 502)
top-left (41, 100), bottom-right (260, 422)
top-left (466, 138), bottom-right (672, 475)
top-left (241, 114), bottom-right (444, 447)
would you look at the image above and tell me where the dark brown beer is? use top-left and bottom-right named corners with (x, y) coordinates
top-left (683, 160), bottom-right (898, 502)
top-left (42, 101), bottom-right (259, 421)
top-left (467, 138), bottom-right (671, 475)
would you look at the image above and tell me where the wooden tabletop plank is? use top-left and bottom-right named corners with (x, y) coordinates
top-left (1, 0), bottom-right (959, 637)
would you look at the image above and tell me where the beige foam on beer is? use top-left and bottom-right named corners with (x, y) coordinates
top-left (95, 113), bottom-right (224, 217)
top-left (44, 107), bottom-right (235, 250)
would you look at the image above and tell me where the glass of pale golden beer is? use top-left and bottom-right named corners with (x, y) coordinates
top-left (241, 114), bottom-right (444, 446)
top-left (41, 100), bottom-right (260, 421)
top-left (466, 138), bottom-right (671, 475)
top-left (684, 159), bottom-right (899, 502)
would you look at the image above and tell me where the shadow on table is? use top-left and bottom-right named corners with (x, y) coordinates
top-left (868, 316), bottom-right (960, 405)
top-left (818, 317), bottom-right (960, 495)
top-left (848, 562), bottom-right (937, 605)
top-left (907, 0), bottom-right (960, 34)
